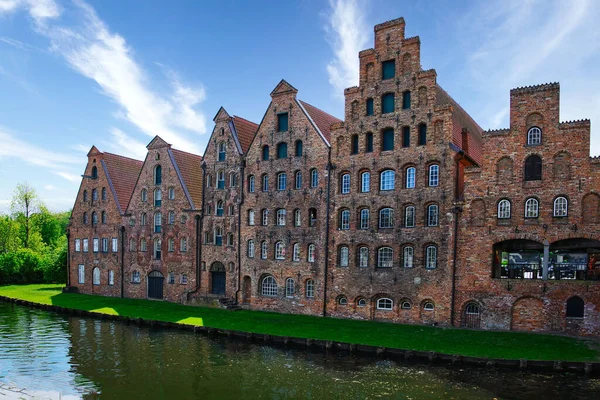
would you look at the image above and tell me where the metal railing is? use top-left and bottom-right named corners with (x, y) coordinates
top-left (500, 263), bottom-right (600, 280)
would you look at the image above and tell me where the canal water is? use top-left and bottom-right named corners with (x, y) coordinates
top-left (1, 303), bottom-right (599, 400)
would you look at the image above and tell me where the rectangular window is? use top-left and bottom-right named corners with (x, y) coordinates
top-left (366, 99), bottom-right (374, 116)
top-left (181, 238), bottom-right (188, 252)
top-left (168, 187), bottom-right (175, 200)
top-left (402, 127), bottom-right (410, 148)
top-left (108, 270), bottom-right (114, 285)
top-left (102, 238), bottom-right (108, 253)
top-left (382, 129), bottom-right (394, 151)
top-left (381, 94), bottom-right (395, 114)
top-left (83, 239), bottom-right (89, 253)
top-left (351, 135), bottom-right (359, 155)
top-left (382, 60), bottom-right (395, 80)
top-left (418, 124), bottom-right (427, 145)
top-left (402, 91), bottom-right (411, 109)
top-left (75, 239), bottom-right (81, 252)
top-left (168, 238), bottom-right (174, 252)
top-left (366, 133), bottom-right (373, 153)
top-left (112, 238), bottom-right (118, 252)
top-left (78, 265), bottom-right (85, 284)
top-left (277, 113), bottom-right (289, 132)
top-left (93, 238), bottom-right (99, 253)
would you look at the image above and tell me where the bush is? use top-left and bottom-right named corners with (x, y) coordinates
top-left (0, 248), bottom-right (46, 284)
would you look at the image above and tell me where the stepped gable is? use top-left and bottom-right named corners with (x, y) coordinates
top-left (298, 100), bottom-right (342, 144)
top-left (102, 152), bottom-right (143, 213)
top-left (435, 85), bottom-right (483, 164)
top-left (232, 116), bottom-right (259, 154)
top-left (170, 148), bottom-right (203, 209)
top-left (510, 82), bottom-right (559, 94)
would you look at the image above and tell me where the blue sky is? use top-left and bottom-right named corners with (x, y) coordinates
top-left (0, 0), bottom-right (599, 213)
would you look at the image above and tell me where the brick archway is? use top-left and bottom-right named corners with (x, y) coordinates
top-left (511, 297), bottom-right (545, 332)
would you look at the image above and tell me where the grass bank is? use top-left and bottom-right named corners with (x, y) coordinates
top-left (1, 284), bottom-right (598, 362)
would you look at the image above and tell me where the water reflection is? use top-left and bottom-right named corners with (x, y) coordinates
top-left (1, 302), bottom-right (599, 399)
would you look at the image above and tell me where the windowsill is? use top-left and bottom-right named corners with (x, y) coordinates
top-left (497, 219), bottom-right (512, 226)
top-left (524, 143), bottom-right (542, 147)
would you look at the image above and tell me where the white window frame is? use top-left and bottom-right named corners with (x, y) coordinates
top-left (379, 208), bottom-right (394, 229)
top-left (168, 238), bottom-right (174, 252)
top-left (277, 172), bottom-right (287, 191)
top-left (132, 271), bottom-right (141, 284)
top-left (428, 165), bottom-right (439, 187)
top-left (310, 169), bottom-right (318, 188)
top-left (93, 238), bottom-right (99, 253)
top-left (261, 241), bottom-right (268, 259)
top-left (405, 206), bottom-right (415, 227)
top-left (497, 199), bottom-right (511, 219)
top-left (275, 241), bottom-right (285, 260)
top-left (261, 209), bottom-right (269, 226)
top-left (294, 209), bottom-right (301, 227)
top-left (276, 209), bottom-right (286, 226)
top-left (339, 246), bottom-right (349, 267)
top-left (359, 208), bottom-right (369, 230)
top-left (262, 174), bottom-right (269, 192)
top-left (261, 276), bottom-right (277, 297)
top-left (93, 267), bottom-right (100, 285)
top-left (340, 209), bottom-right (350, 230)
top-left (377, 298), bottom-right (393, 310)
top-left (83, 239), bottom-right (89, 253)
top-left (248, 175), bottom-right (255, 193)
top-left (403, 246), bottom-right (414, 268)
top-left (180, 237), bottom-right (188, 252)
top-left (75, 239), bottom-right (81, 252)
top-left (248, 210), bottom-right (255, 226)
top-left (377, 247), bottom-right (393, 268)
top-left (292, 243), bottom-right (300, 261)
top-left (141, 238), bottom-right (147, 252)
top-left (406, 167), bottom-right (416, 188)
top-left (295, 171), bottom-right (302, 189)
top-left (525, 198), bottom-right (539, 218)
top-left (359, 246), bottom-right (369, 268)
top-left (168, 187), bottom-right (175, 200)
top-left (426, 245), bottom-right (437, 269)
top-left (308, 244), bottom-right (315, 262)
top-left (361, 172), bottom-right (370, 193)
top-left (527, 127), bottom-right (542, 145)
top-left (305, 279), bottom-right (314, 298)
top-left (427, 204), bottom-right (439, 227)
top-left (341, 173), bottom-right (350, 194)
top-left (78, 264), bottom-right (85, 284)
top-left (248, 240), bottom-right (255, 258)
top-left (380, 170), bottom-right (395, 191)
top-left (112, 238), bottom-right (118, 253)
top-left (102, 238), bottom-right (108, 253)
top-left (169, 211), bottom-right (175, 225)
top-left (108, 270), bottom-right (114, 285)
top-left (554, 197), bottom-right (568, 217)
top-left (285, 278), bottom-right (295, 298)
top-left (141, 189), bottom-right (147, 202)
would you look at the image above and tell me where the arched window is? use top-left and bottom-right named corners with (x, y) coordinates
top-left (261, 209), bottom-right (269, 226)
top-left (566, 296), bottom-right (584, 318)
top-left (497, 199), bottom-right (511, 219)
top-left (357, 298), bottom-right (367, 307)
top-left (83, 190), bottom-right (88, 202)
top-left (92, 267), bottom-right (100, 285)
top-left (154, 165), bottom-right (162, 185)
top-left (339, 246), bottom-right (349, 267)
top-left (401, 300), bottom-right (412, 310)
top-left (427, 204), bottom-right (438, 227)
top-left (381, 128), bottom-right (394, 151)
top-left (92, 188), bottom-right (97, 202)
top-left (168, 211), bottom-right (175, 224)
top-left (305, 279), bottom-right (314, 298)
top-left (359, 208), bottom-right (370, 230)
top-left (358, 246), bottom-right (369, 268)
top-left (341, 173), bottom-right (350, 194)
top-left (247, 240), bottom-right (255, 258)
top-left (154, 188), bottom-right (162, 206)
top-left (361, 171), bottom-right (370, 192)
top-left (338, 296), bottom-right (348, 305)
top-left (229, 173), bottom-right (237, 187)
top-left (425, 245), bottom-right (437, 269)
top-left (154, 238), bottom-right (161, 260)
top-left (140, 237), bottom-right (147, 252)
top-left (248, 209), bottom-right (255, 225)
top-left (91, 166), bottom-right (98, 179)
top-left (168, 187), bottom-right (174, 200)
top-left (423, 302), bottom-right (435, 311)
top-left (309, 208), bottom-right (317, 227)
top-left (377, 247), bottom-right (393, 268)
top-left (181, 237), bottom-right (188, 252)
top-left (293, 209), bottom-right (301, 227)
top-left (214, 227), bottom-right (223, 246)
top-left (403, 246), bottom-right (414, 268)
top-left (276, 209), bottom-right (286, 226)
top-left (405, 167), bottom-right (415, 188)
top-left (377, 298), bottom-right (393, 310)
top-left (92, 211), bottom-right (98, 225)
top-left (141, 213), bottom-right (147, 226)
top-left (554, 196), bottom-right (568, 217)
top-left (101, 187), bottom-right (106, 201)
top-left (366, 98), bottom-right (374, 116)
top-left (154, 212), bottom-right (162, 232)
top-left (527, 127), bottom-right (542, 145)
top-left (285, 278), bottom-right (295, 297)
top-left (262, 145), bottom-right (269, 161)
top-left (206, 175), bottom-right (212, 188)
top-left (261, 276), bottom-right (278, 296)
top-left (248, 175), bottom-right (255, 192)
top-left (216, 200), bottom-right (224, 216)
top-left (83, 212), bottom-right (88, 224)
top-left (101, 211), bottom-right (106, 224)
top-left (218, 142), bottom-right (226, 161)
top-left (380, 170), bottom-right (395, 191)
top-left (277, 142), bottom-right (288, 159)
top-left (428, 165), bottom-right (439, 186)
top-left (295, 171), bottom-right (302, 189)
top-left (402, 90), bottom-right (411, 109)
top-left (277, 172), bottom-right (287, 191)
top-left (292, 243), bottom-right (300, 261)
top-left (168, 238), bottom-right (175, 252)
top-left (365, 132), bottom-right (373, 153)
top-left (525, 198), bottom-right (539, 218)
top-left (275, 241), bottom-right (285, 259)
top-left (262, 174), bottom-right (269, 192)
top-left (405, 206), bottom-right (415, 227)
top-left (339, 209), bottom-right (350, 230)
top-left (308, 244), bottom-right (316, 262)
top-left (260, 240), bottom-right (267, 259)
top-left (295, 140), bottom-right (303, 157)
top-left (228, 204), bottom-right (234, 216)
top-left (351, 134), bottom-right (359, 155)
top-left (216, 170), bottom-right (225, 189)
top-left (524, 155), bottom-right (542, 181)
top-left (381, 93), bottom-right (395, 114)
top-left (379, 208), bottom-right (394, 228)
top-left (418, 123), bottom-right (427, 146)
top-left (310, 169), bottom-right (318, 187)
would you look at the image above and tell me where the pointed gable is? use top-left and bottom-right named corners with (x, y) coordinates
top-left (147, 135), bottom-right (171, 150)
top-left (270, 79), bottom-right (298, 98)
top-left (213, 107), bottom-right (231, 123)
top-left (102, 152), bottom-right (143, 214)
top-left (297, 100), bottom-right (342, 144)
top-left (170, 149), bottom-right (203, 209)
top-left (232, 116), bottom-right (259, 154)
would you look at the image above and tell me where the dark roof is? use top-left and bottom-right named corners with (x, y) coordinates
top-left (103, 152), bottom-right (143, 212)
top-left (232, 116), bottom-right (259, 154)
top-left (435, 85), bottom-right (483, 164)
top-left (298, 100), bottom-right (342, 143)
top-left (171, 149), bottom-right (203, 209)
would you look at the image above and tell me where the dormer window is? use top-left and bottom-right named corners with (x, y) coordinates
top-left (527, 127), bottom-right (542, 145)
top-left (277, 113), bottom-right (289, 132)
top-left (382, 60), bottom-right (395, 80)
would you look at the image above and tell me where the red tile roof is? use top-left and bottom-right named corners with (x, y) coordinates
top-left (435, 85), bottom-right (483, 165)
top-left (232, 116), bottom-right (259, 154)
top-left (298, 100), bottom-right (342, 143)
top-left (102, 152), bottom-right (143, 213)
top-left (171, 149), bottom-right (203, 209)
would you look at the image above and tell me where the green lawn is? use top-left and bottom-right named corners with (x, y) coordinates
top-left (1, 284), bottom-right (598, 362)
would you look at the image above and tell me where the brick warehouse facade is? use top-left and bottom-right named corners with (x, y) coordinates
top-left (67, 17), bottom-right (600, 336)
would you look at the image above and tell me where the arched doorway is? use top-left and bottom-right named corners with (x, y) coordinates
top-left (462, 302), bottom-right (481, 328)
top-left (242, 276), bottom-right (251, 304)
top-left (210, 262), bottom-right (226, 295)
top-left (148, 270), bottom-right (164, 299)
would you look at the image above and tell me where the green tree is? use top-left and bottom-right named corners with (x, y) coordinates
top-left (0, 215), bottom-right (21, 254)
top-left (10, 183), bottom-right (40, 249)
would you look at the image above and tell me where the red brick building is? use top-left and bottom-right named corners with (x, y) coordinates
top-left (67, 17), bottom-right (600, 336)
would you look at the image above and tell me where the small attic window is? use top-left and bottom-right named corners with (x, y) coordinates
top-left (91, 166), bottom-right (98, 179)
top-left (155, 153), bottom-right (160, 161)
top-left (277, 113), bottom-right (289, 132)
top-left (382, 60), bottom-right (395, 80)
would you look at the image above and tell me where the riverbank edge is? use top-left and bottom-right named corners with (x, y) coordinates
top-left (2, 295), bottom-right (600, 377)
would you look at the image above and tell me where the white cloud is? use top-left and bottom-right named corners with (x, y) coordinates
top-left (324, 0), bottom-right (369, 98)
top-left (0, 0), bottom-right (60, 22)
top-left (44, 184), bottom-right (56, 190)
top-left (52, 171), bottom-right (81, 182)
top-left (70, 143), bottom-right (90, 153)
top-left (104, 127), bottom-right (147, 160)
